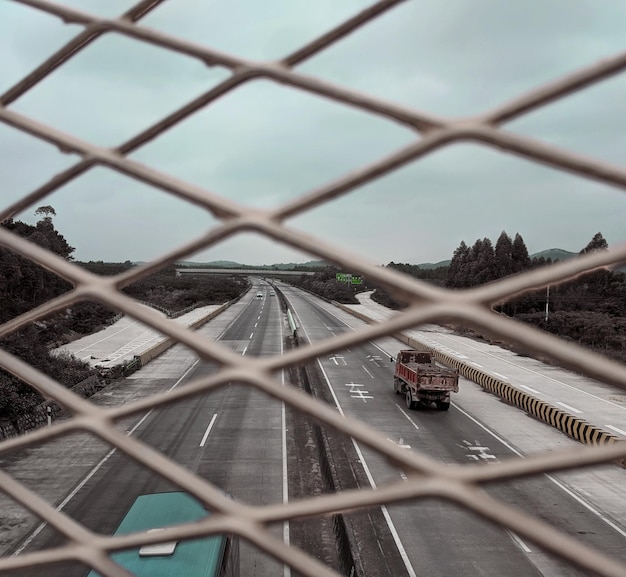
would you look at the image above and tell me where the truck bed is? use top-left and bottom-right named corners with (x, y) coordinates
top-left (396, 362), bottom-right (459, 391)
top-left (402, 362), bottom-right (457, 377)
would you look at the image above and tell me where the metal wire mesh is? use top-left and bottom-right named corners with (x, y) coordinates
top-left (1, 1), bottom-right (625, 576)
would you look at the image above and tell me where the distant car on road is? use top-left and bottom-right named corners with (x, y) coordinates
top-left (256, 292), bottom-right (263, 298)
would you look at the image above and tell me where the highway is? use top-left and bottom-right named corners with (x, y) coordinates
top-left (2, 281), bottom-right (625, 577)
top-left (279, 283), bottom-right (626, 577)
top-left (5, 283), bottom-right (287, 577)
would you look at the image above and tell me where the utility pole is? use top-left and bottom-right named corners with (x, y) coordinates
top-left (545, 285), bottom-right (550, 322)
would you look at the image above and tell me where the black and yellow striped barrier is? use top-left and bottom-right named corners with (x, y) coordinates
top-left (332, 302), bottom-right (625, 466)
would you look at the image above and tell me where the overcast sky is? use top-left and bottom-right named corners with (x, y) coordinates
top-left (2, 0), bottom-right (626, 266)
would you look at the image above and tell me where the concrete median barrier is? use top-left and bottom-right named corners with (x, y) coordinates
top-left (136, 302), bottom-right (232, 367)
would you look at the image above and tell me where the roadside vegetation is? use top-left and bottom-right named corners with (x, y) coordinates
top-left (288, 267), bottom-right (360, 304)
top-left (0, 208), bottom-right (247, 420)
top-left (372, 231), bottom-right (626, 363)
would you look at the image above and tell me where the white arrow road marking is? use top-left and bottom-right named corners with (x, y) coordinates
top-left (462, 440), bottom-right (498, 461)
top-left (346, 382), bottom-right (373, 401)
top-left (387, 437), bottom-right (412, 449)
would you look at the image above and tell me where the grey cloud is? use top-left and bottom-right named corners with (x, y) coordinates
top-left (1, 1), bottom-right (625, 266)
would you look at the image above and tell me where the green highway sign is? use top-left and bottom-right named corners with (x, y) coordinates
top-left (336, 273), bottom-right (363, 285)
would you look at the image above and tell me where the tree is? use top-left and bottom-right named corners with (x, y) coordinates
top-left (472, 237), bottom-right (496, 285)
top-left (36, 219), bottom-right (75, 260)
top-left (34, 205), bottom-right (56, 221)
top-left (578, 232), bottom-right (611, 293)
top-left (580, 232), bottom-right (608, 255)
top-left (511, 233), bottom-right (531, 273)
top-left (447, 241), bottom-right (470, 288)
top-left (494, 231), bottom-right (514, 278)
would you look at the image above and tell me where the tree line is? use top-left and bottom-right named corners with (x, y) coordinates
top-left (380, 231), bottom-right (626, 362)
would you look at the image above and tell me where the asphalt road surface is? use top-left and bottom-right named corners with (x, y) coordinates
top-left (2, 281), bottom-right (625, 577)
top-left (280, 283), bottom-right (626, 577)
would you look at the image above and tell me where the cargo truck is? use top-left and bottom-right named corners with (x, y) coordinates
top-left (393, 349), bottom-right (459, 411)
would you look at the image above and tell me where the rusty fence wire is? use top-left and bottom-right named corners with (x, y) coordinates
top-left (1, 1), bottom-right (626, 576)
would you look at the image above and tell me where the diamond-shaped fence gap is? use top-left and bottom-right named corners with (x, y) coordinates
top-left (139, 0), bottom-right (380, 62)
top-left (289, 143), bottom-right (626, 272)
top-left (0, 486), bottom-right (62, 558)
top-left (0, 126), bottom-right (78, 217)
top-left (130, 79), bottom-right (416, 209)
top-left (10, 168), bottom-right (218, 265)
top-left (488, 474), bottom-right (626, 560)
top-left (0, 250), bottom-right (72, 331)
top-left (0, 431), bottom-right (117, 547)
top-left (8, 32), bottom-right (230, 147)
top-left (298, 1), bottom-right (626, 118)
top-left (0, 4), bottom-right (83, 96)
top-left (507, 71), bottom-right (626, 168)
top-left (170, 380), bottom-right (290, 504)
top-left (383, 497), bottom-right (594, 576)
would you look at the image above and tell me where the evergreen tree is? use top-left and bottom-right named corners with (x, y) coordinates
top-left (511, 233), bottom-right (531, 273)
top-left (473, 237), bottom-right (496, 285)
top-left (579, 232), bottom-right (611, 293)
top-left (494, 231), bottom-right (514, 278)
top-left (580, 232), bottom-right (608, 255)
top-left (447, 240), bottom-right (470, 287)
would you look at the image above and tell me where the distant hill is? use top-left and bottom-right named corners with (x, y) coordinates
top-left (414, 249), bottom-right (577, 270)
top-left (176, 259), bottom-right (242, 268)
top-left (175, 259), bottom-right (329, 269)
top-left (417, 260), bottom-right (451, 269)
top-left (176, 252), bottom-right (581, 271)
top-left (529, 248), bottom-right (577, 262)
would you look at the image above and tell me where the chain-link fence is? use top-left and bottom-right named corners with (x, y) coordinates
top-left (1, 1), bottom-right (626, 576)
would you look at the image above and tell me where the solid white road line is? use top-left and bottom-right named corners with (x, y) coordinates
top-left (291, 306), bottom-right (417, 577)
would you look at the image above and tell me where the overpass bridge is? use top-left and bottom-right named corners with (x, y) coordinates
top-left (175, 267), bottom-right (316, 277)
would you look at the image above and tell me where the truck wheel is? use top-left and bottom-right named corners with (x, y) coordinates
top-left (437, 401), bottom-right (450, 411)
top-left (405, 390), bottom-right (417, 410)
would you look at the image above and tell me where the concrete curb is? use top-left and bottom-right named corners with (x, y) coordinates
top-left (135, 301), bottom-right (233, 367)
top-left (332, 302), bottom-right (626, 466)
